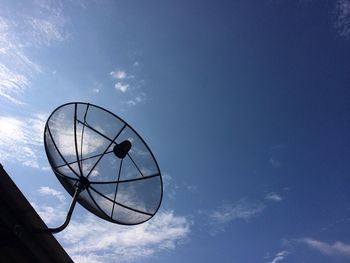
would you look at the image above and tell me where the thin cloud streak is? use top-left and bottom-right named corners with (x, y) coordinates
top-left (265, 192), bottom-right (283, 202)
top-left (0, 114), bottom-right (47, 168)
top-left (162, 173), bottom-right (179, 200)
top-left (0, 1), bottom-right (68, 104)
top-left (126, 93), bottom-right (146, 106)
top-left (266, 251), bottom-right (289, 263)
top-left (0, 18), bottom-right (37, 104)
top-left (206, 200), bottom-right (265, 235)
top-left (38, 186), bottom-right (66, 202)
top-left (210, 201), bottom-right (265, 224)
top-left (299, 238), bottom-right (350, 257)
top-left (27, 0), bottom-right (69, 47)
top-left (26, 17), bottom-right (68, 47)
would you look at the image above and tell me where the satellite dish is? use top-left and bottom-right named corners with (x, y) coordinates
top-left (43, 102), bottom-right (163, 233)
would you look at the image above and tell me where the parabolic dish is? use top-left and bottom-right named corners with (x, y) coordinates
top-left (44, 102), bottom-right (163, 225)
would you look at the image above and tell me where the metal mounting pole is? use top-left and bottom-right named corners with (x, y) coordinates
top-left (43, 186), bottom-right (81, 234)
top-left (37, 176), bottom-right (90, 234)
top-left (30, 176), bottom-right (90, 234)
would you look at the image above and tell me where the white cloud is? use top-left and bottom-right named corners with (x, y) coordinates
top-left (265, 192), bottom-right (283, 202)
top-left (31, 202), bottom-right (60, 224)
top-left (31, 201), bottom-right (67, 225)
top-left (110, 68), bottom-right (147, 105)
top-left (207, 200), bottom-right (265, 235)
top-left (127, 100), bottom-right (137, 106)
top-left (58, 210), bottom-right (190, 262)
top-left (91, 88), bottom-right (100, 94)
top-left (115, 82), bottom-right (129, 93)
top-left (133, 61), bottom-right (140, 67)
top-left (266, 251), bottom-right (289, 263)
top-left (162, 173), bottom-right (179, 200)
top-left (30, 178), bottom-right (190, 262)
top-left (0, 17), bottom-right (38, 104)
top-left (22, 146), bottom-right (40, 168)
top-left (31, 186), bottom-right (67, 225)
top-left (127, 93), bottom-right (146, 106)
top-left (299, 238), bottom-right (350, 257)
top-left (26, 0), bottom-right (68, 47)
top-left (0, 64), bottom-right (30, 104)
top-left (0, 1), bottom-right (68, 104)
top-left (335, 0), bottom-right (350, 38)
top-left (183, 181), bottom-right (198, 193)
top-left (110, 70), bottom-right (127, 80)
top-left (90, 82), bottom-right (102, 94)
top-left (0, 113), bottom-right (47, 168)
top-left (210, 201), bottom-right (265, 224)
top-left (26, 16), bottom-right (67, 46)
top-left (38, 186), bottom-right (66, 202)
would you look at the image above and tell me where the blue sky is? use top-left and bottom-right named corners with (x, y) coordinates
top-left (1, 0), bottom-right (350, 262)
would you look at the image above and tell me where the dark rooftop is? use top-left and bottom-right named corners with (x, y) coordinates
top-left (0, 163), bottom-right (72, 263)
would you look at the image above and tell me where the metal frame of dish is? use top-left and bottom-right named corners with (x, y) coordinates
top-left (43, 102), bottom-right (163, 233)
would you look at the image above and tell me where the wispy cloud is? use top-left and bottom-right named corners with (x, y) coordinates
top-left (31, 186), bottom-right (67, 225)
top-left (26, 17), bottom-right (68, 47)
top-left (183, 181), bottom-right (198, 193)
top-left (206, 200), bottom-right (265, 235)
top-left (210, 201), bottom-right (265, 224)
top-left (162, 173), bottom-right (179, 200)
top-left (115, 82), bottom-right (129, 93)
top-left (27, 0), bottom-right (69, 47)
top-left (0, 113), bottom-right (47, 168)
top-left (110, 70), bottom-right (127, 80)
top-left (299, 238), bottom-right (350, 257)
top-left (90, 82), bottom-right (102, 94)
top-left (266, 250), bottom-right (289, 263)
top-left (0, 18), bottom-right (38, 104)
top-left (91, 88), bottom-right (100, 93)
top-left (335, 0), bottom-right (350, 38)
top-left (265, 192), bottom-right (283, 202)
top-left (38, 186), bottom-right (66, 202)
top-left (127, 93), bottom-right (146, 106)
top-left (58, 210), bottom-right (190, 262)
top-left (0, 1), bottom-right (68, 104)
top-left (31, 201), bottom-right (67, 225)
top-left (0, 70), bottom-right (27, 103)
